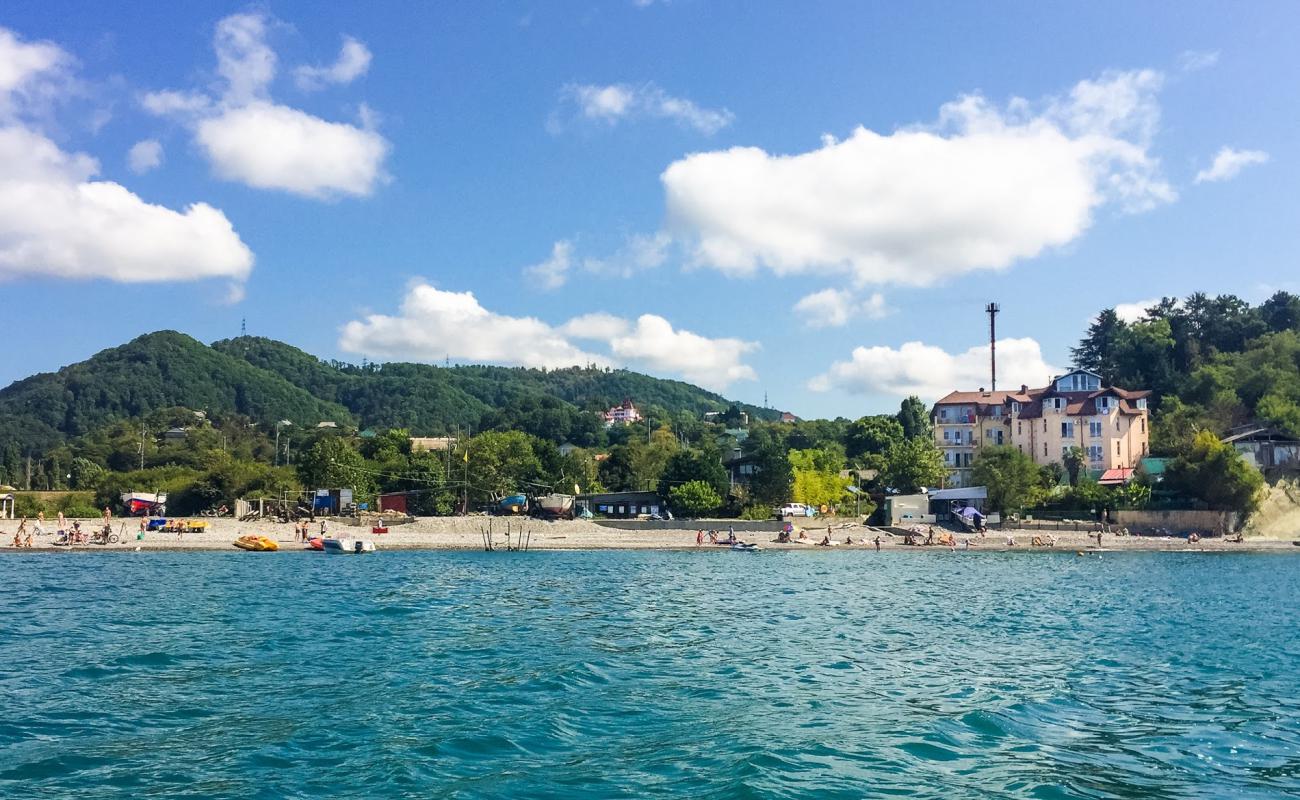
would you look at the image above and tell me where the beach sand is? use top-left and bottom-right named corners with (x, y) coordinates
top-left (3, 516), bottom-right (1297, 553)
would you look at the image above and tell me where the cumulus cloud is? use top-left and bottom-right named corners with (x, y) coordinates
top-left (0, 27), bottom-right (69, 117)
top-left (809, 338), bottom-right (1061, 402)
top-left (0, 27), bottom-right (252, 287)
top-left (143, 12), bottom-right (389, 199)
top-left (523, 240), bottom-right (573, 290)
top-left (195, 102), bottom-right (388, 198)
top-left (560, 82), bottom-right (733, 135)
top-left (340, 283), bottom-right (758, 390)
top-left (0, 125), bottom-right (252, 283)
top-left (294, 36), bottom-right (371, 91)
top-left (127, 138), bottom-right (163, 173)
top-left (1194, 146), bottom-right (1268, 184)
top-left (662, 69), bottom-right (1174, 287)
top-left (793, 288), bottom-right (891, 328)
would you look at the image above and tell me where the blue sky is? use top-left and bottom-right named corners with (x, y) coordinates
top-left (0, 1), bottom-right (1295, 419)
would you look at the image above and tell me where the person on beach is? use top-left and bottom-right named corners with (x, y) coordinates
top-left (34, 512), bottom-right (45, 538)
top-left (873, 535), bottom-right (881, 551)
top-left (695, 530), bottom-right (703, 546)
top-left (727, 525), bottom-right (736, 544)
top-left (57, 511), bottom-right (66, 535)
top-left (102, 506), bottom-right (112, 525)
top-left (817, 534), bottom-right (832, 547)
top-left (844, 534), bottom-right (854, 545)
top-left (138, 518), bottom-right (146, 540)
top-left (1095, 531), bottom-right (1103, 547)
top-left (320, 519), bottom-right (328, 537)
top-left (798, 529), bottom-right (809, 541)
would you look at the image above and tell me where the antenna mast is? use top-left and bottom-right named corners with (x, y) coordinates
top-left (986, 302), bottom-right (1000, 391)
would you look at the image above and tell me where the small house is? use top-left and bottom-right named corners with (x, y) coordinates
top-left (576, 491), bottom-right (665, 519)
top-left (1222, 425), bottom-right (1300, 472)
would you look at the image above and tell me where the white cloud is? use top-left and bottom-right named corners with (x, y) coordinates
top-left (662, 69), bottom-right (1174, 287)
top-left (793, 288), bottom-right (891, 328)
top-left (214, 12), bottom-right (276, 105)
top-left (1194, 146), bottom-right (1268, 184)
top-left (1113, 298), bottom-right (1161, 323)
top-left (340, 283), bottom-right (758, 390)
top-left (195, 102), bottom-right (388, 198)
top-left (127, 139), bottom-right (163, 174)
top-left (1179, 50), bottom-right (1219, 72)
top-left (143, 12), bottom-right (389, 200)
top-left (561, 82), bottom-right (733, 135)
top-left (523, 240), bottom-right (574, 290)
top-left (294, 36), bottom-right (372, 91)
top-left (0, 125), bottom-right (252, 283)
top-left (583, 231), bottom-right (671, 277)
top-left (0, 27), bottom-right (68, 110)
top-left (140, 89), bottom-right (212, 117)
top-left (809, 337), bottom-right (1061, 402)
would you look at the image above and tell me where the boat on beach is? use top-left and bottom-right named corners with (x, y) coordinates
top-left (233, 535), bottom-right (278, 552)
top-left (322, 537), bottom-right (376, 554)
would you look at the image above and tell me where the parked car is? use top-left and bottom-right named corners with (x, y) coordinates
top-left (777, 503), bottom-right (813, 518)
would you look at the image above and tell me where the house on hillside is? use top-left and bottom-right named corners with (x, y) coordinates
top-left (410, 437), bottom-right (457, 453)
top-left (604, 399), bottom-right (642, 426)
top-left (780, 411), bottom-right (799, 424)
top-left (933, 368), bottom-right (1151, 487)
top-left (1222, 424), bottom-right (1300, 472)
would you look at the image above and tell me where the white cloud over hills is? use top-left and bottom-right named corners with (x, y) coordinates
top-left (809, 337), bottom-right (1061, 402)
top-left (662, 69), bottom-right (1174, 287)
top-left (144, 12), bottom-right (389, 199)
top-left (340, 283), bottom-right (757, 390)
top-left (0, 27), bottom-right (252, 285)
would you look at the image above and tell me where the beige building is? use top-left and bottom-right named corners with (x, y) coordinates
top-left (933, 369), bottom-right (1151, 487)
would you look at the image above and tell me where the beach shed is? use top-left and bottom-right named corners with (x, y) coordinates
top-left (1222, 425), bottom-right (1300, 472)
top-left (0, 485), bottom-right (14, 520)
top-left (926, 486), bottom-right (989, 523)
top-left (377, 491), bottom-right (409, 515)
top-left (312, 488), bottom-right (354, 515)
top-left (576, 491), bottom-right (665, 519)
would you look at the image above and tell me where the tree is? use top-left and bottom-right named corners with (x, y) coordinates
top-left (298, 436), bottom-right (374, 496)
top-left (789, 446), bottom-right (851, 509)
top-left (465, 431), bottom-right (545, 506)
top-left (1259, 290), bottom-right (1300, 334)
top-left (669, 480), bottom-right (722, 517)
top-left (1072, 308), bottom-right (1126, 384)
top-left (971, 446), bottom-right (1041, 513)
top-left (896, 396), bottom-right (930, 440)
top-left (1163, 430), bottom-right (1264, 513)
top-left (1038, 462), bottom-right (1064, 490)
top-left (881, 437), bottom-right (945, 493)
top-left (845, 415), bottom-right (903, 462)
top-left (657, 445), bottom-right (728, 500)
top-left (745, 427), bottom-right (793, 507)
top-left (1062, 446), bottom-right (1085, 487)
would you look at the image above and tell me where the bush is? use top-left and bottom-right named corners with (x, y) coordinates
top-left (739, 504), bottom-right (774, 520)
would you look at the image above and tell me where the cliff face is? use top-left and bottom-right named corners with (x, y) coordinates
top-left (1243, 478), bottom-right (1300, 538)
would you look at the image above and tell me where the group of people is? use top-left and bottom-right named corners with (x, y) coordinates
top-left (7, 510), bottom-right (117, 547)
top-left (293, 518), bottom-right (328, 542)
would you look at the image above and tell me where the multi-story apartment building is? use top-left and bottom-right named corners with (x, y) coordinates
top-left (933, 368), bottom-right (1151, 487)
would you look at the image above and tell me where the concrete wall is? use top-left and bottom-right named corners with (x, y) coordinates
top-left (1114, 508), bottom-right (1238, 535)
top-left (594, 519), bottom-right (784, 532)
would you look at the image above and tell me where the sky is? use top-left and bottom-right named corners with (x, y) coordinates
top-left (0, 2), bottom-right (1296, 420)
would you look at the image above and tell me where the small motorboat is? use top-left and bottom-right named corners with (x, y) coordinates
top-left (730, 542), bottom-right (760, 551)
top-left (233, 535), bottom-right (278, 552)
top-left (322, 537), bottom-right (376, 554)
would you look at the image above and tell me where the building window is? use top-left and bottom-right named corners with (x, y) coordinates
top-left (1011, 401), bottom-right (1021, 414)
top-left (1141, 417), bottom-right (1146, 433)
top-left (1061, 421), bottom-right (1074, 438)
top-left (1116, 441), bottom-right (1122, 456)
top-left (940, 408), bottom-right (949, 420)
top-left (1136, 398), bottom-right (1148, 410)
top-left (1043, 443), bottom-right (1048, 456)
top-left (1088, 445), bottom-right (1104, 462)
top-left (1089, 420), bottom-right (1103, 438)
top-left (1042, 419), bottom-right (1047, 432)
top-left (1096, 397), bottom-right (1111, 414)
top-left (1018, 421), bottom-right (1023, 435)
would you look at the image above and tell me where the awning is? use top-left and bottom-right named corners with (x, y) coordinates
top-left (927, 486), bottom-right (988, 501)
top-left (1098, 468), bottom-right (1135, 485)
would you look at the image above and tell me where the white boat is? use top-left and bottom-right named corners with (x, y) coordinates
top-left (729, 542), bottom-right (760, 551)
top-left (322, 537), bottom-right (376, 554)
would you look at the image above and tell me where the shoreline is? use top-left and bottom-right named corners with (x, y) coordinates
top-left (3, 517), bottom-right (1296, 554)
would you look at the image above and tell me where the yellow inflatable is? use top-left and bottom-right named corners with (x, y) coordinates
top-left (233, 535), bottom-right (278, 552)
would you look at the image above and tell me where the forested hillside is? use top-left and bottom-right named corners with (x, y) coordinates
top-left (1073, 291), bottom-right (1300, 451)
top-left (0, 331), bottom-right (774, 459)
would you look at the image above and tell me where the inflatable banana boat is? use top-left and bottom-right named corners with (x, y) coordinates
top-left (233, 535), bottom-right (278, 552)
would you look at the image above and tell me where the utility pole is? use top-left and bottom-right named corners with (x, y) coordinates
top-left (140, 424), bottom-right (146, 470)
top-left (986, 302), bottom-right (1000, 391)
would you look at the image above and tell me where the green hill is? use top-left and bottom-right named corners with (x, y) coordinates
top-left (0, 331), bottom-right (776, 456)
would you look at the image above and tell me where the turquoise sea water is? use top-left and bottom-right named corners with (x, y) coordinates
top-left (2, 550), bottom-right (1299, 799)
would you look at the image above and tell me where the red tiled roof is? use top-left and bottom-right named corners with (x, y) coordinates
top-left (1098, 468), bottom-right (1135, 485)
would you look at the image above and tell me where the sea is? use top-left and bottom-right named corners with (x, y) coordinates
top-left (1, 549), bottom-right (1298, 799)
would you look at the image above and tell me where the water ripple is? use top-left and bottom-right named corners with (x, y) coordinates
top-left (0, 550), bottom-right (1298, 798)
